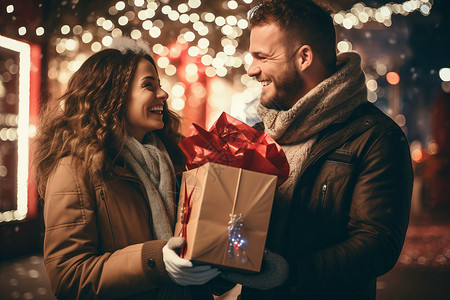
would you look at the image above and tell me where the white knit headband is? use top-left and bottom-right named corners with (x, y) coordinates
top-left (109, 36), bottom-right (151, 56)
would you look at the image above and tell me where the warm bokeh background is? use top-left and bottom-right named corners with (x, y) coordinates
top-left (1, 0), bottom-right (449, 299)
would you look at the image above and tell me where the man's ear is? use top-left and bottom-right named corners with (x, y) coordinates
top-left (295, 45), bottom-right (313, 72)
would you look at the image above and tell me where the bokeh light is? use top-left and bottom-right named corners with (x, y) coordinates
top-left (386, 72), bottom-right (400, 85)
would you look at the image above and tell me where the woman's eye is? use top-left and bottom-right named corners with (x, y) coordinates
top-left (142, 83), bottom-right (154, 89)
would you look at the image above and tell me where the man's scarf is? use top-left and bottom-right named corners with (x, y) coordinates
top-left (257, 52), bottom-right (367, 251)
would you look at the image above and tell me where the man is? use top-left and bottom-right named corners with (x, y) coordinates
top-left (221, 0), bottom-right (413, 299)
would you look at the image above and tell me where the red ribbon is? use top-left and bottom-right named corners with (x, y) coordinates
top-left (179, 112), bottom-right (289, 186)
top-left (179, 182), bottom-right (195, 258)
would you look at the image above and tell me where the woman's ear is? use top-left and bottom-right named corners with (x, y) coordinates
top-left (295, 45), bottom-right (313, 72)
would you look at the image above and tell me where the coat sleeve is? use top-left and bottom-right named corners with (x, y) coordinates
top-left (294, 127), bottom-right (413, 292)
top-left (43, 158), bottom-right (172, 299)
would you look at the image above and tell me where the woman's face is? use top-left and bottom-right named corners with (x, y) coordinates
top-left (126, 58), bottom-right (168, 141)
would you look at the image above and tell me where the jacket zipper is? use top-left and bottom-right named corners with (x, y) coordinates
top-left (99, 188), bottom-right (116, 248)
top-left (320, 182), bottom-right (328, 206)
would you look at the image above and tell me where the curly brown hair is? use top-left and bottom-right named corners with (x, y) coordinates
top-left (34, 48), bottom-right (184, 198)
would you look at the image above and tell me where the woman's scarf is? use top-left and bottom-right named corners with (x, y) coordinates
top-left (122, 133), bottom-right (176, 240)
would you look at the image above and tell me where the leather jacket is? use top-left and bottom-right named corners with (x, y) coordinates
top-left (243, 102), bottom-right (413, 299)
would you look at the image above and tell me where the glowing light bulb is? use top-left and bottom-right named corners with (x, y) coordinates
top-left (91, 42), bottom-right (102, 52)
top-left (102, 36), bottom-right (113, 46)
top-left (102, 20), bottom-right (114, 31)
top-left (118, 16), bottom-right (129, 26)
top-left (115, 1), bottom-right (126, 11)
top-left (439, 68), bottom-right (450, 82)
top-left (188, 0), bottom-right (201, 9)
top-left (131, 29), bottom-right (142, 39)
top-left (149, 27), bottom-right (161, 38)
top-left (185, 63), bottom-right (198, 76)
top-left (82, 31), bottom-right (93, 43)
top-left (18, 27), bottom-right (26, 36)
top-left (157, 57), bottom-right (169, 68)
top-left (386, 72), bottom-right (400, 85)
top-left (171, 98), bottom-right (185, 111)
top-left (228, 1), bottom-right (238, 10)
top-left (184, 31), bottom-right (195, 42)
top-left (204, 12), bottom-right (215, 22)
top-left (153, 44), bottom-right (164, 55)
top-left (165, 65), bottom-right (176, 76)
top-left (172, 84), bottom-right (186, 97)
top-left (61, 25), bottom-right (70, 35)
top-left (178, 4), bottom-right (188, 13)
top-left (366, 79), bottom-right (378, 91)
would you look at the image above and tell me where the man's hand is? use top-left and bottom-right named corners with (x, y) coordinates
top-left (220, 249), bottom-right (289, 290)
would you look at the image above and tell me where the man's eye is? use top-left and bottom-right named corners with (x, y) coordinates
top-left (255, 56), bottom-right (267, 62)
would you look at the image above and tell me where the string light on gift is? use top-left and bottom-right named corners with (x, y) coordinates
top-left (227, 213), bottom-right (248, 263)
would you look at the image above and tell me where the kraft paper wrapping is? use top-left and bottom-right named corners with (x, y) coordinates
top-left (174, 162), bottom-right (277, 272)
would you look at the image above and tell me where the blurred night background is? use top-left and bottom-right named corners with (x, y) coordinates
top-left (1, 0), bottom-right (449, 299)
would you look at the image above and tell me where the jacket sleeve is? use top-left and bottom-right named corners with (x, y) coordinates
top-left (43, 158), bottom-right (172, 299)
top-left (294, 127), bottom-right (413, 291)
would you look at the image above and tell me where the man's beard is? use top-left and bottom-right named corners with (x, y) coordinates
top-left (261, 64), bottom-right (304, 111)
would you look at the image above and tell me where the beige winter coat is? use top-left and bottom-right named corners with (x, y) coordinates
top-left (43, 156), bottom-right (215, 299)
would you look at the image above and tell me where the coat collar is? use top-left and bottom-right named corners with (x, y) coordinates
top-left (301, 102), bottom-right (378, 173)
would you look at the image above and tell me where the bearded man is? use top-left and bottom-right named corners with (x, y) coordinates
top-left (221, 1), bottom-right (414, 299)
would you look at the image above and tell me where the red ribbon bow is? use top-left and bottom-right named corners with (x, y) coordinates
top-left (179, 112), bottom-right (289, 186)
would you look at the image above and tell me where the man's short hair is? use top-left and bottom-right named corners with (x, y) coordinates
top-left (249, 0), bottom-right (337, 72)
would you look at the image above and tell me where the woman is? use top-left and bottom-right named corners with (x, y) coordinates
top-left (34, 37), bottom-right (221, 299)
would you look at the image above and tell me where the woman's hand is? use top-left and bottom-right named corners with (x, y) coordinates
top-left (162, 237), bottom-right (220, 286)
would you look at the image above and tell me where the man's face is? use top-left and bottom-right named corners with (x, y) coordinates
top-left (248, 23), bottom-right (305, 110)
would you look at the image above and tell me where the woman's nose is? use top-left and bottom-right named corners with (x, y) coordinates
top-left (157, 87), bottom-right (169, 102)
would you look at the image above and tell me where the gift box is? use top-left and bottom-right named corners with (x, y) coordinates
top-left (174, 162), bottom-right (277, 272)
top-left (174, 112), bottom-right (289, 272)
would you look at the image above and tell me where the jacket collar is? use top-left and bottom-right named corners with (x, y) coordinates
top-left (301, 102), bottom-right (378, 173)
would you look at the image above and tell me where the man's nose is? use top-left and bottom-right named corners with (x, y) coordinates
top-left (247, 61), bottom-right (261, 77)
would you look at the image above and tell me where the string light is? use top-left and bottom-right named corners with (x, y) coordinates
top-left (6, 5), bottom-right (14, 13)
top-left (333, 0), bottom-right (433, 29)
top-left (0, 36), bottom-right (31, 222)
top-left (439, 68), bottom-right (450, 82)
top-left (3, 0), bottom-right (436, 91)
top-left (3, 0), bottom-right (442, 129)
top-left (386, 71), bottom-right (401, 85)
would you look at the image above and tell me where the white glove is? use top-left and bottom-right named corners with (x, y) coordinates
top-left (162, 237), bottom-right (220, 286)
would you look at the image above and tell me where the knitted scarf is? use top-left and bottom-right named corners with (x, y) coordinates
top-left (122, 133), bottom-right (176, 240)
top-left (257, 52), bottom-right (367, 251)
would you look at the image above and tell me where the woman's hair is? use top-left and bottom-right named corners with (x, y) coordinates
top-left (34, 48), bottom-right (184, 198)
top-left (249, 0), bottom-right (337, 72)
